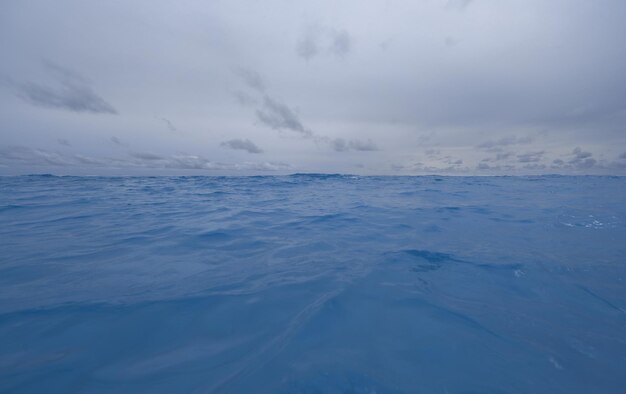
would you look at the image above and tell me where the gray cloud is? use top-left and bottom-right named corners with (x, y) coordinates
top-left (57, 138), bottom-right (71, 147)
top-left (330, 30), bottom-right (352, 57)
top-left (130, 152), bottom-right (166, 161)
top-left (332, 138), bottom-right (378, 152)
top-left (256, 96), bottom-right (312, 137)
top-left (159, 117), bottom-right (177, 133)
top-left (619, 152), bottom-right (626, 159)
top-left (234, 70), bottom-right (310, 136)
top-left (517, 151), bottom-right (545, 163)
top-left (0, 146), bottom-right (289, 172)
top-left (296, 27), bottom-right (352, 60)
top-left (550, 147), bottom-right (597, 170)
top-left (572, 147), bottom-right (592, 160)
top-left (110, 136), bottom-right (124, 146)
top-left (237, 70), bottom-right (378, 154)
top-left (13, 62), bottom-right (117, 114)
top-left (568, 147), bottom-right (596, 169)
top-left (221, 138), bottom-right (263, 154)
top-left (477, 162), bottom-right (494, 171)
top-left (296, 33), bottom-right (319, 61)
top-left (346, 138), bottom-right (378, 151)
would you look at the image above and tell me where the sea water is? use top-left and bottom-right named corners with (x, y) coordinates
top-left (1, 175), bottom-right (625, 393)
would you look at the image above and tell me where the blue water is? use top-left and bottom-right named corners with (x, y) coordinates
top-left (1, 175), bottom-right (625, 393)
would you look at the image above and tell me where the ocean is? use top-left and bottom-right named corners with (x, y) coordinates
top-left (1, 175), bottom-right (625, 393)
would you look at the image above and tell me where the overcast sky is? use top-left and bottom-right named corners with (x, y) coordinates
top-left (1, 0), bottom-right (625, 175)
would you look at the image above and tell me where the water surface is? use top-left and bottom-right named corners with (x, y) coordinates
top-left (1, 175), bottom-right (625, 393)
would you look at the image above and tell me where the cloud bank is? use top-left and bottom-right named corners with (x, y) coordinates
top-left (221, 138), bottom-right (263, 154)
top-left (12, 62), bottom-right (117, 114)
top-left (0, 0), bottom-right (625, 175)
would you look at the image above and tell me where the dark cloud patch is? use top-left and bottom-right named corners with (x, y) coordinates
top-left (110, 136), bottom-right (124, 146)
top-left (568, 147), bottom-right (596, 169)
top-left (483, 152), bottom-right (514, 162)
top-left (517, 151), bottom-right (545, 163)
top-left (14, 62), bottom-right (117, 114)
top-left (619, 152), bottom-right (626, 159)
top-left (477, 162), bottom-right (496, 171)
top-left (159, 117), bottom-right (177, 133)
top-left (236, 70), bottom-right (312, 137)
top-left (572, 147), bottom-right (592, 160)
top-left (236, 69), bottom-right (378, 154)
top-left (330, 30), bottom-right (352, 57)
top-left (221, 138), bottom-right (263, 154)
top-left (296, 27), bottom-right (352, 60)
top-left (332, 138), bottom-right (378, 152)
top-left (349, 139), bottom-right (378, 152)
top-left (130, 152), bottom-right (166, 161)
top-left (73, 154), bottom-right (104, 166)
top-left (550, 147), bottom-right (597, 170)
top-left (256, 96), bottom-right (312, 137)
top-left (296, 33), bottom-right (319, 61)
top-left (57, 138), bottom-right (71, 147)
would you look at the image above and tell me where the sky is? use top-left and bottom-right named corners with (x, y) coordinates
top-left (1, 0), bottom-right (625, 175)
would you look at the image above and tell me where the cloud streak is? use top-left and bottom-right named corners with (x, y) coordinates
top-left (256, 96), bottom-right (312, 137)
top-left (13, 62), bottom-right (117, 114)
top-left (331, 138), bottom-right (378, 152)
top-left (221, 138), bottom-right (263, 154)
top-left (236, 69), bottom-right (378, 153)
top-left (296, 27), bottom-right (353, 61)
top-left (0, 146), bottom-right (289, 172)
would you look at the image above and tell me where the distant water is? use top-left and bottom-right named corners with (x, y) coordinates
top-left (1, 175), bottom-right (625, 393)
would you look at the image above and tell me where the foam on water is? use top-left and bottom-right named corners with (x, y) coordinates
top-left (1, 175), bottom-right (625, 393)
